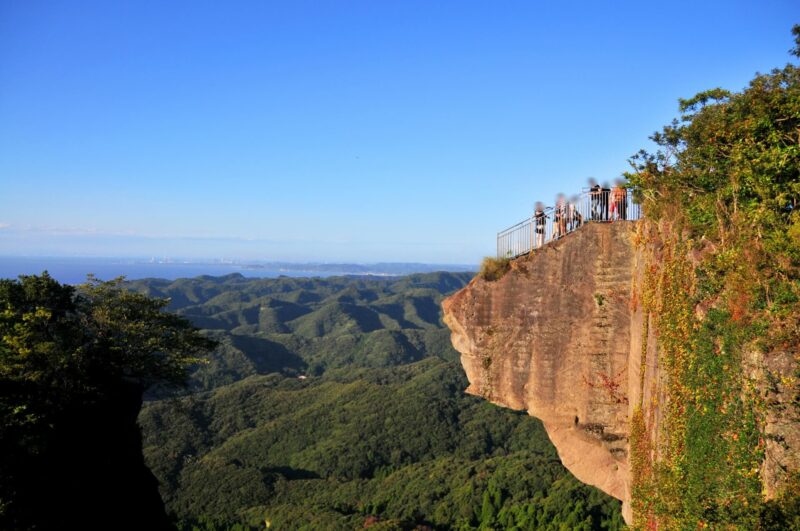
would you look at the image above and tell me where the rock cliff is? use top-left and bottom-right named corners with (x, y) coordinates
top-left (444, 220), bottom-right (800, 526)
top-left (443, 222), bottom-right (639, 522)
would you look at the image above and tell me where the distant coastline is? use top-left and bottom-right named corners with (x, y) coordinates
top-left (0, 256), bottom-right (476, 285)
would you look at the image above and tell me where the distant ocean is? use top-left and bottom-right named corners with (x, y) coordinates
top-left (0, 257), bottom-right (334, 285)
top-left (0, 257), bottom-right (474, 285)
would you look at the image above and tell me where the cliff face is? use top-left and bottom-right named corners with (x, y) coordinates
top-left (443, 223), bottom-right (639, 521)
top-left (444, 221), bottom-right (800, 526)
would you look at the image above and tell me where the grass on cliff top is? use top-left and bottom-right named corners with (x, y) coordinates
top-left (479, 257), bottom-right (511, 281)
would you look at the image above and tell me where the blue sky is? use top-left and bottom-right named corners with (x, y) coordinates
top-left (1, 1), bottom-right (797, 263)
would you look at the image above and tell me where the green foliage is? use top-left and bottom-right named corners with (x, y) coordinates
top-left (478, 257), bottom-right (510, 281)
top-left (142, 360), bottom-right (623, 529)
top-left (0, 274), bottom-right (213, 393)
top-left (125, 272), bottom-right (473, 390)
top-left (175, 515), bottom-right (260, 531)
top-left (627, 26), bottom-right (800, 529)
top-left (0, 272), bottom-right (213, 436)
top-left (0, 273), bottom-right (214, 529)
top-left (135, 273), bottom-right (623, 529)
top-left (760, 473), bottom-right (800, 530)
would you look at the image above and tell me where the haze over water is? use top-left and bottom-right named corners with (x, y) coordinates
top-left (0, 256), bottom-right (475, 285)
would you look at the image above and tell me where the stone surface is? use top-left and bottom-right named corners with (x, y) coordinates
top-left (745, 348), bottom-right (800, 499)
top-left (444, 221), bottom-right (800, 526)
top-left (443, 222), bottom-right (638, 521)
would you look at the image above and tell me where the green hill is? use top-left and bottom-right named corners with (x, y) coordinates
top-left (134, 272), bottom-right (624, 529)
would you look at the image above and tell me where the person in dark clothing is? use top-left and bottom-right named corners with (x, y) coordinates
top-left (589, 179), bottom-right (602, 221)
top-left (568, 195), bottom-right (581, 231)
top-left (554, 194), bottom-right (567, 239)
top-left (601, 182), bottom-right (612, 221)
top-left (533, 202), bottom-right (548, 248)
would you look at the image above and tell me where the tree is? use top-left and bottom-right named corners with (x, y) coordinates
top-left (624, 25), bottom-right (800, 528)
top-left (626, 24), bottom-right (800, 347)
top-left (0, 273), bottom-right (215, 530)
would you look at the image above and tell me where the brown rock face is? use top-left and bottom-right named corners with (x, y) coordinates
top-left (443, 223), bottom-right (637, 522)
top-left (746, 348), bottom-right (800, 499)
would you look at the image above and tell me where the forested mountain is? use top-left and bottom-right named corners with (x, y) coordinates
top-left (128, 272), bottom-right (471, 389)
top-left (133, 272), bottom-right (624, 530)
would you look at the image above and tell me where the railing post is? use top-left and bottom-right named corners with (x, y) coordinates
top-left (529, 217), bottom-right (533, 254)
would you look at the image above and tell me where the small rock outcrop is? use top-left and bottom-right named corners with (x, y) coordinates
top-left (443, 222), bottom-right (638, 521)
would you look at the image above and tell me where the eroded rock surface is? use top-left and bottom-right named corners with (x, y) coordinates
top-left (443, 222), bottom-right (637, 521)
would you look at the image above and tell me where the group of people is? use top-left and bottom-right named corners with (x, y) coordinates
top-left (532, 196), bottom-right (583, 248)
top-left (589, 179), bottom-right (629, 222)
top-left (531, 180), bottom-right (630, 249)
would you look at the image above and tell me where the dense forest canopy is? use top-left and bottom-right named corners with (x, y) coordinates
top-left (131, 272), bottom-right (624, 530)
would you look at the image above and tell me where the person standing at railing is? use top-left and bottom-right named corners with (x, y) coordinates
top-left (589, 179), bottom-right (602, 221)
top-left (554, 194), bottom-right (567, 239)
top-left (601, 182), bottom-right (612, 221)
top-left (568, 195), bottom-right (581, 231)
top-left (620, 183), bottom-right (628, 220)
top-left (534, 202), bottom-right (547, 248)
top-left (610, 181), bottom-right (625, 221)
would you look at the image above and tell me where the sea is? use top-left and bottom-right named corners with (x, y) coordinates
top-left (0, 256), bottom-right (473, 285)
top-left (0, 257), bottom-right (338, 285)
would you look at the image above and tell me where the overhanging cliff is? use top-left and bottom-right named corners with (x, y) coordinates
top-left (443, 222), bottom-right (639, 521)
top-left (444, 219), bottom-right (800, 527)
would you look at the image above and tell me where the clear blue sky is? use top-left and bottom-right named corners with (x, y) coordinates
top-left (1, 1), bottom-right (797, 263)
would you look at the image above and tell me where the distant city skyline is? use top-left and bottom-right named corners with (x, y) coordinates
top-left (1, 1), bottom-right (798, 263)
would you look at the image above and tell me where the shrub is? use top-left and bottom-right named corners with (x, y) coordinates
top-left (479, 257), bottom-right (511, 281)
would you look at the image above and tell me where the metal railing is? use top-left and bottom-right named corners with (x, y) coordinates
top-left (497, 189), bottom-right (641, 259)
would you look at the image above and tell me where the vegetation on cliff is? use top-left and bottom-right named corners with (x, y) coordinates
top-left (132, 272), bottom-right (624, 530)
top-left (0, 274), bottom-right (214, 530)
top-left (627, 25), bottom-right (800, 529)
top-left (478, 257), bottom-right (511, 281)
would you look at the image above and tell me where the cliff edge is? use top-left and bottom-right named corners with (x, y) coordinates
top-left (443, 222), bottom-right (638, 522)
